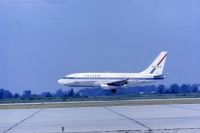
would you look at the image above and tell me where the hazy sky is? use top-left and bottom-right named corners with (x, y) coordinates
top-left (0, 0), bottom-right (200, 93)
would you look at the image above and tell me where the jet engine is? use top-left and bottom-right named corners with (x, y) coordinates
top-left (100, 84), bottom-right (117, 93)
top-left (100, 84), bottom-right (111, 90)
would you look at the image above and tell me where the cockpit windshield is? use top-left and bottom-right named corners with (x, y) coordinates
top-left (63, 77), bottom-right (74, 79)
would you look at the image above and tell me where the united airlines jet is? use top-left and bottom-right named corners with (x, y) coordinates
top-left (58, 51), bottom-right (167, 93)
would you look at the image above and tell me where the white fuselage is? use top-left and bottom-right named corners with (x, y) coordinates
top-left (58, 72), bottom-right (164, 89)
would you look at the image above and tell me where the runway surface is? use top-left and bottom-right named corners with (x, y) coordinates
top-left (1, 104), bottom-right (200, 133)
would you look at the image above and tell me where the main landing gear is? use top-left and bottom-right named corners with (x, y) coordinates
top-left (111, 89), bottom-right (117, 93)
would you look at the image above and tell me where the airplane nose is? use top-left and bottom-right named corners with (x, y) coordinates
top-left (58, 79), bottom-right (65, 85)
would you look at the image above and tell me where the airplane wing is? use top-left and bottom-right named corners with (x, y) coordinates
top-left (107, 79), bottom-right (129, 87)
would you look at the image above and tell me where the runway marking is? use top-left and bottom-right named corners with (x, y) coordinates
top-left (103, 107), bottom-right (152, 131)
top-left (3, 109), bottom-right (43, 133)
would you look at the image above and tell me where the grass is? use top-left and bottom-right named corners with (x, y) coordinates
top-left (1, 93), bottom-right (200, 104)
top-left (1, 93), bottom-right (200, 109)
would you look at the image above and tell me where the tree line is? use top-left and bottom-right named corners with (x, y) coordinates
top-left (0, 83), bottom-right (199, 100)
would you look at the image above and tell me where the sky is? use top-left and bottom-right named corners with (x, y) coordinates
top-left (0, 0), bottom-right (200, 93)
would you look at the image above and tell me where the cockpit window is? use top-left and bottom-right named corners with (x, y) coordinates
top-left (63, 77), bottom-right (74, 79)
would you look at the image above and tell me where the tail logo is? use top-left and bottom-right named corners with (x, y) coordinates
top-left (150, 53), bottom-right (167, 74)
top-left (157, 54), bottom-right (167, 66)
top-left (141, 51), bottom-right (167, 75)
top-left (150, 67), bottom-right (156, 74)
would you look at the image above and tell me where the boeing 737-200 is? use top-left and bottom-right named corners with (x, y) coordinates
top-left (58, 51), bottom-right (167, 93)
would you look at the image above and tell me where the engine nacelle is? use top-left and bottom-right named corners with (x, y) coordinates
top-left (100, 84), bottom-right (118, 93)
top-left (100, 84), bottom-right (117, 90)
top-left (100, 84), bottom-right (111, 90)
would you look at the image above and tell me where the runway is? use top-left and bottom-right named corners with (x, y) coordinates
top-left (1, 103), bottom-right (200, 133)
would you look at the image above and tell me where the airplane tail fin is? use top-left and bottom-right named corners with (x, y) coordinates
top-left (141, 51), bottom-right (167, 75)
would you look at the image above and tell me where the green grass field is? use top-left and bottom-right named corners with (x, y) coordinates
top-left (0, 98), bottom-right (200, 109)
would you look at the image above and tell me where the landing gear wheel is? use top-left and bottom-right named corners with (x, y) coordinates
top-left (111, 89), bottom-right (117, 93)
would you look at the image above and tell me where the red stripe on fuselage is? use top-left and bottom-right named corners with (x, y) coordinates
top-left (157, 54), bottom-right (167, 66)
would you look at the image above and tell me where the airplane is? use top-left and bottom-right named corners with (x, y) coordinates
top-left (58, 51), bottom-right (167, 93)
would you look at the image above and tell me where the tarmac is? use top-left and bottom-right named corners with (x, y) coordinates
top-left (1, 102), bottom-right (200, 133)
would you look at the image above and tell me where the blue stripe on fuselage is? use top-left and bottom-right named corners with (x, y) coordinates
top-left (64, 77), bottom-right (164, 80)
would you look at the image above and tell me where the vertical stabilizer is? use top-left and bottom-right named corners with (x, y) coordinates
top-left (141, 51), bottom-right (167, 75)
